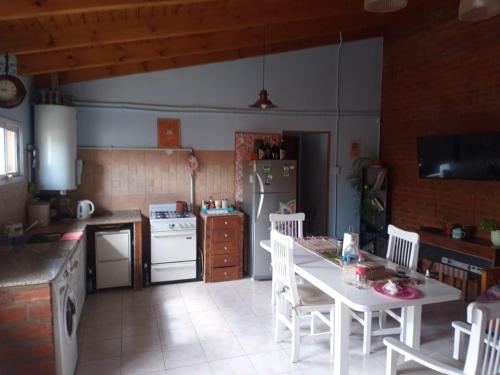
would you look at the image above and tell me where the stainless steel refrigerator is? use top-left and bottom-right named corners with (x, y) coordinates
top-left (242, 160), bottom-right (297, 280)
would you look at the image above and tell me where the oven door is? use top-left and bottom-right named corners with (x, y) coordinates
top-left (151, 230), bottom-right (196, 264)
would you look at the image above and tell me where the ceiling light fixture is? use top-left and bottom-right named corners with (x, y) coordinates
top-left (458, 0), bottom-right (500, 21)
top-left (249, 27), bottom-right (277, 109)
top-left (364, 0), bottom-right (408, 13)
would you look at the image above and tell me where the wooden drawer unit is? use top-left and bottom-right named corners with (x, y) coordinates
top-left (211, 216), bottom-right (240, 230)
top-left (212, 229), bottom-right (238, 243)
top-left (212, 266), bottom-right (240, 282)
top-left (212, 242), bottom-right (238, 255)
top-left (212, 254), bottom-right (239, 268)
top-left (199, 212), bottom-right (244, 282)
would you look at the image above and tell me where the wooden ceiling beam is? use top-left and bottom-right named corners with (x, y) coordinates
top-left (1, 0), bottom-right (363, 55)
top-left (34, 28), bottom-right (381, 86)
top-left (0, 0), bottom-right (216, 21)
top-left (19, 16), bottom-right (383, 75)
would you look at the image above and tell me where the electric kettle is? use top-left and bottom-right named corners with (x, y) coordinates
top-left (76, 200), bottom-right (95, 220)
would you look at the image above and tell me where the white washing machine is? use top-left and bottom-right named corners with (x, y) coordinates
top-left (52, 265), bottom-right (78, 375)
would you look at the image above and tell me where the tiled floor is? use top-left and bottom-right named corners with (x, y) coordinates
top-left (76, 278), bottom-right (466, 375)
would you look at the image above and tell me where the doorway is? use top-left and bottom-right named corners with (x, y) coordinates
top-left (283, 131), bottom-right (330, 236)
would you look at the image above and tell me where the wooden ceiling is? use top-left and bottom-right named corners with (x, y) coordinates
top-left (0, 0), bottom-right (418, 85)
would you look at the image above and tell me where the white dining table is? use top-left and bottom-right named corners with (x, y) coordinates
top-left (260, 239), bottom-right (461, 375)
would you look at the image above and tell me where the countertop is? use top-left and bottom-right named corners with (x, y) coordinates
top-left (0, 210), bottom-right (142, 288)
top-left (199, 210), bottom-right (244, 218)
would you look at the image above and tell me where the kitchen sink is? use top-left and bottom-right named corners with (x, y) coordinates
top-left (27, 233), bottom-right (62, 244)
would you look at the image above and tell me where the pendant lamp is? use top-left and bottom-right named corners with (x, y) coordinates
top-left (364, 0), bottom-right (408, 13)
top-left (249, 27), bottom-right (277, 109)
top-left (458, 0), bottom-right (500, 21)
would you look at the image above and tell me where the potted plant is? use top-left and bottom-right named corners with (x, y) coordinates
top-left (479, 218), bottom-right (500, 247)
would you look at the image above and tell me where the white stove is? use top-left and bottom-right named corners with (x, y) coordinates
top-left (149, 204), bottom-right (197, 283)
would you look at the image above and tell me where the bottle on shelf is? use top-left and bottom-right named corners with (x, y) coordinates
top-left (264, 142), bottom-right (272, 159)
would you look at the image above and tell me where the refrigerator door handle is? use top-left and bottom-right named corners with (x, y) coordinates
top-left (256, 173), bottom-right (265, 220)
top-left (256, 172), bottom-right (264, 194)
top-left (256, 193), bottom-right (264, 221)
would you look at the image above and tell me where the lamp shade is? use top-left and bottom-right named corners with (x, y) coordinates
top-left (364, 0), bottom-right (408, 12)
top-left (459, 0), bottom-right (500, 21)
top-left (249, 89), bottom-right (277, 109)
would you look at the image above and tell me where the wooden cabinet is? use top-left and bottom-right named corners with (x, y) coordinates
top-left (200, 212), bottom-right (244, 282)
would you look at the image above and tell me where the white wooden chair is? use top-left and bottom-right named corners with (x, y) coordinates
top-left (269, 213), bottom-right (305, 305)
top-left (270, 213), bottom-right (305, 238)
top-left (351, 224), bottom-right (420, 355)
top-left (384, 301), bottom-right (500, 375)
top-left (271, 230), bottom-right (335, 362)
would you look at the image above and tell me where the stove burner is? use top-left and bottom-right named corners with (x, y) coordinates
top-left (152, 211), bottom-right (192, 219)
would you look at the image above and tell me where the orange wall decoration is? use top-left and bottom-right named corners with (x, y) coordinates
top-left (157, 118), bottom-right (181, 148)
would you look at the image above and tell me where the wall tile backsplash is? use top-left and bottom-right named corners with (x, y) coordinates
top-left (70, 149), bottom-right (234, 215)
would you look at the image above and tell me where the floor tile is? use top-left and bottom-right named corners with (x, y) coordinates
top-left (76, 279), bottom-right (466, 375)
top-left (248, 350), bottom-right (299, 374)
top-left (160, 326), bottom-right (200, 348)
top-left (165, 363), bottom-right (212, 375)
top-left (76, 357), bottom-right (121, 375)
top-left (122, 332), bottom-right (161, 354)
top-left (163, 342), bottom-right (207, 369)
top-left (123, 317), bottom-right (159, 337)
top-left (208, 356), bottom-right (259, 375)
top-left (200, 336), bottom-right (245, 361)
top-left (121, 350), bottom-right (166, 375)
top-left (79, 338), bottom-right (121, 362)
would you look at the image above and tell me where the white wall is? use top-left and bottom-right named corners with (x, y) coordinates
top-left (63, 37), bottom-right (384, 237)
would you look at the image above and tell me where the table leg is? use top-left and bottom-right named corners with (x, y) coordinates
top-left (334, 301), bottom-right (350, 375)
top-left (402, 305), bottom-right (422, 350)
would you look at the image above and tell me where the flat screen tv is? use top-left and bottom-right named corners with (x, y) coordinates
top-left (417, 132), bottom-right (500, 180)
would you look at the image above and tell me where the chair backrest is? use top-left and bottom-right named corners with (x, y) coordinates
top-left (269, 213), bottom-right (305, 238)
top-left (270, 230), bottom-right (300, 306)
top-left (464, 301), bottom-right (500, 375)
top-left (386, 224), bottom-right (420, 271)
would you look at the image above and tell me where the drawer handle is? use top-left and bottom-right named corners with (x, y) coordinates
top-left (224, 221), bottom-right (228, 225)
top-left (224, 233), bottom-right (228, 238)
top-left (224, 259), bottom-right (228, 263)
top-left (224, 246), bottom-right (228, 250)
top-left (224, 272), bottom-right (227, 276)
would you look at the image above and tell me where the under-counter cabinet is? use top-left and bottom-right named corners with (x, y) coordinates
top-left (200, 212), bottom-right (244, 282)
top-left (95, 229), bottom-right (132, 289)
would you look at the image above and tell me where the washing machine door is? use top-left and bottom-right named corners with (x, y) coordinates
top-left (64, 291), bottom-right (77, 340)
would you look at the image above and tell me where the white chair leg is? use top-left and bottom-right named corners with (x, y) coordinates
top-left (363, 311), bottom-right (373, 355)
top-left (271, 277), bottom-right (276, 306)
top-left (311, 312), bottom-right (317, 335)
top-left (330, 306), bottom-right (335, 356)
top-left (291, 310), bottom-right (300, 363)
top-left (274, 296), bottom-right (283, 343)
top-left (379, 310), bottom-right (387, 329)
top-left (453, 327), bottom-right (465, 360)
top-left (386, 346), bottom-right (397, 375)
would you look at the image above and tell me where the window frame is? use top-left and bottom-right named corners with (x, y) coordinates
top-left (0, 116), bottom-right (24, 185)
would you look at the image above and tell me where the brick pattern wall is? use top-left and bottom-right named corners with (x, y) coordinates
top-left (70, 149), bottom-right (235, 214)
top-left (381, 3), bottom-right (500, 238)
top-left (0, 284), bottom-right (54, 374)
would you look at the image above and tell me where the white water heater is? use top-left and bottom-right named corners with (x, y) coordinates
top-left (34, 104), bottom-right (77, 192)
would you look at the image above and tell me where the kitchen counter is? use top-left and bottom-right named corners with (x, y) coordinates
top-left (0, 210), bottom-right (142, 288)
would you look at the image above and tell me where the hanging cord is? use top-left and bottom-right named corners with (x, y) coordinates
top-left (262, 27), bottom-right (266, 90)
top-left (333, 31), bottom-right (343, 238)
top-left (4, 54), bottom-right (9, 75)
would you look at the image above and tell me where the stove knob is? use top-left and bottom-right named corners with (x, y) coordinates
top-left (169, 223), bottom-right (175, 229)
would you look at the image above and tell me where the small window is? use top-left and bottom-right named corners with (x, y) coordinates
top-left (0, 117), bottom-right (23, 184)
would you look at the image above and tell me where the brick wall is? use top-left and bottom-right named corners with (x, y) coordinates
top-left (0, 284), bottom-right (54, 374)
top-left (380, 3), bottom-right (500, 238)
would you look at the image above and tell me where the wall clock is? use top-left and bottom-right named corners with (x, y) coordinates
top-left (0, 55), bottom-right (27, 109)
